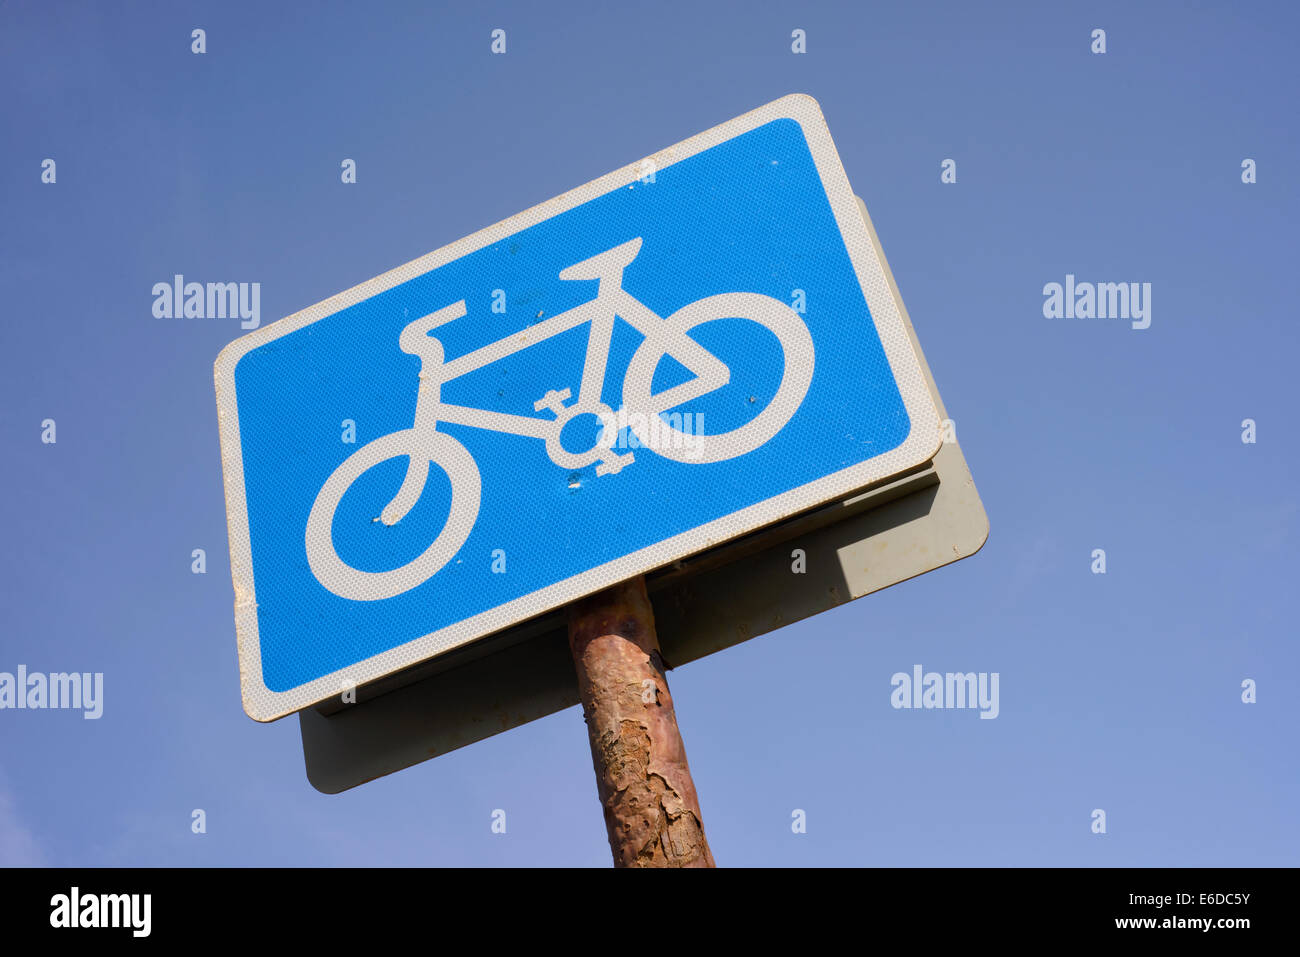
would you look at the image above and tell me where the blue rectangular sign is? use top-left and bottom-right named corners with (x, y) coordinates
top-left (216, 94), bottom-right (941, 720)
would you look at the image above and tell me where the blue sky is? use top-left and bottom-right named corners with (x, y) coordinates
top-left (1, 0), bottom-right (1296, 866)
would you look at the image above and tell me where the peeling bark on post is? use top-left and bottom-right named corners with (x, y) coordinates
top-left (567, 576), bottom-right (715, 868)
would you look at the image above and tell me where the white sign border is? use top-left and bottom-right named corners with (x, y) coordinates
top-left (215, 93), bottom-right (942, 721)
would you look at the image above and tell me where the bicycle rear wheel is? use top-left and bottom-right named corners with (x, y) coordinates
top-left (621, 292), bottom-right (814, 463)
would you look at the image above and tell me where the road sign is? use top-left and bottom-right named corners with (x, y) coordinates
top-left (216, 94), bottom-right (942, 721)
top-left (299, 196), bottom-right (987, 793)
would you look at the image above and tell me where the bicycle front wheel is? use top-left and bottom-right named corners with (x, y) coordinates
top-left (305, 429), bottom-right (481, 601)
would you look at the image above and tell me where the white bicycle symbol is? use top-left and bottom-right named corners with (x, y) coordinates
top-left (305, 236), bottom-right (815, 601)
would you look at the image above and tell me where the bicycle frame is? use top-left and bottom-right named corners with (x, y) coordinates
top-left (401, 237), bottom-right (729, 451)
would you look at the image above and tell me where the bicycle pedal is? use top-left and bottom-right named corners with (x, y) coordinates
top-left (533, 388), bottom-right (572, 415)
top-left (595, 452), bottom-right (634, 476)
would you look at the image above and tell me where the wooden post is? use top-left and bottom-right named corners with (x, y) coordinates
top-left (567, 576), bottom-right (715, 867)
